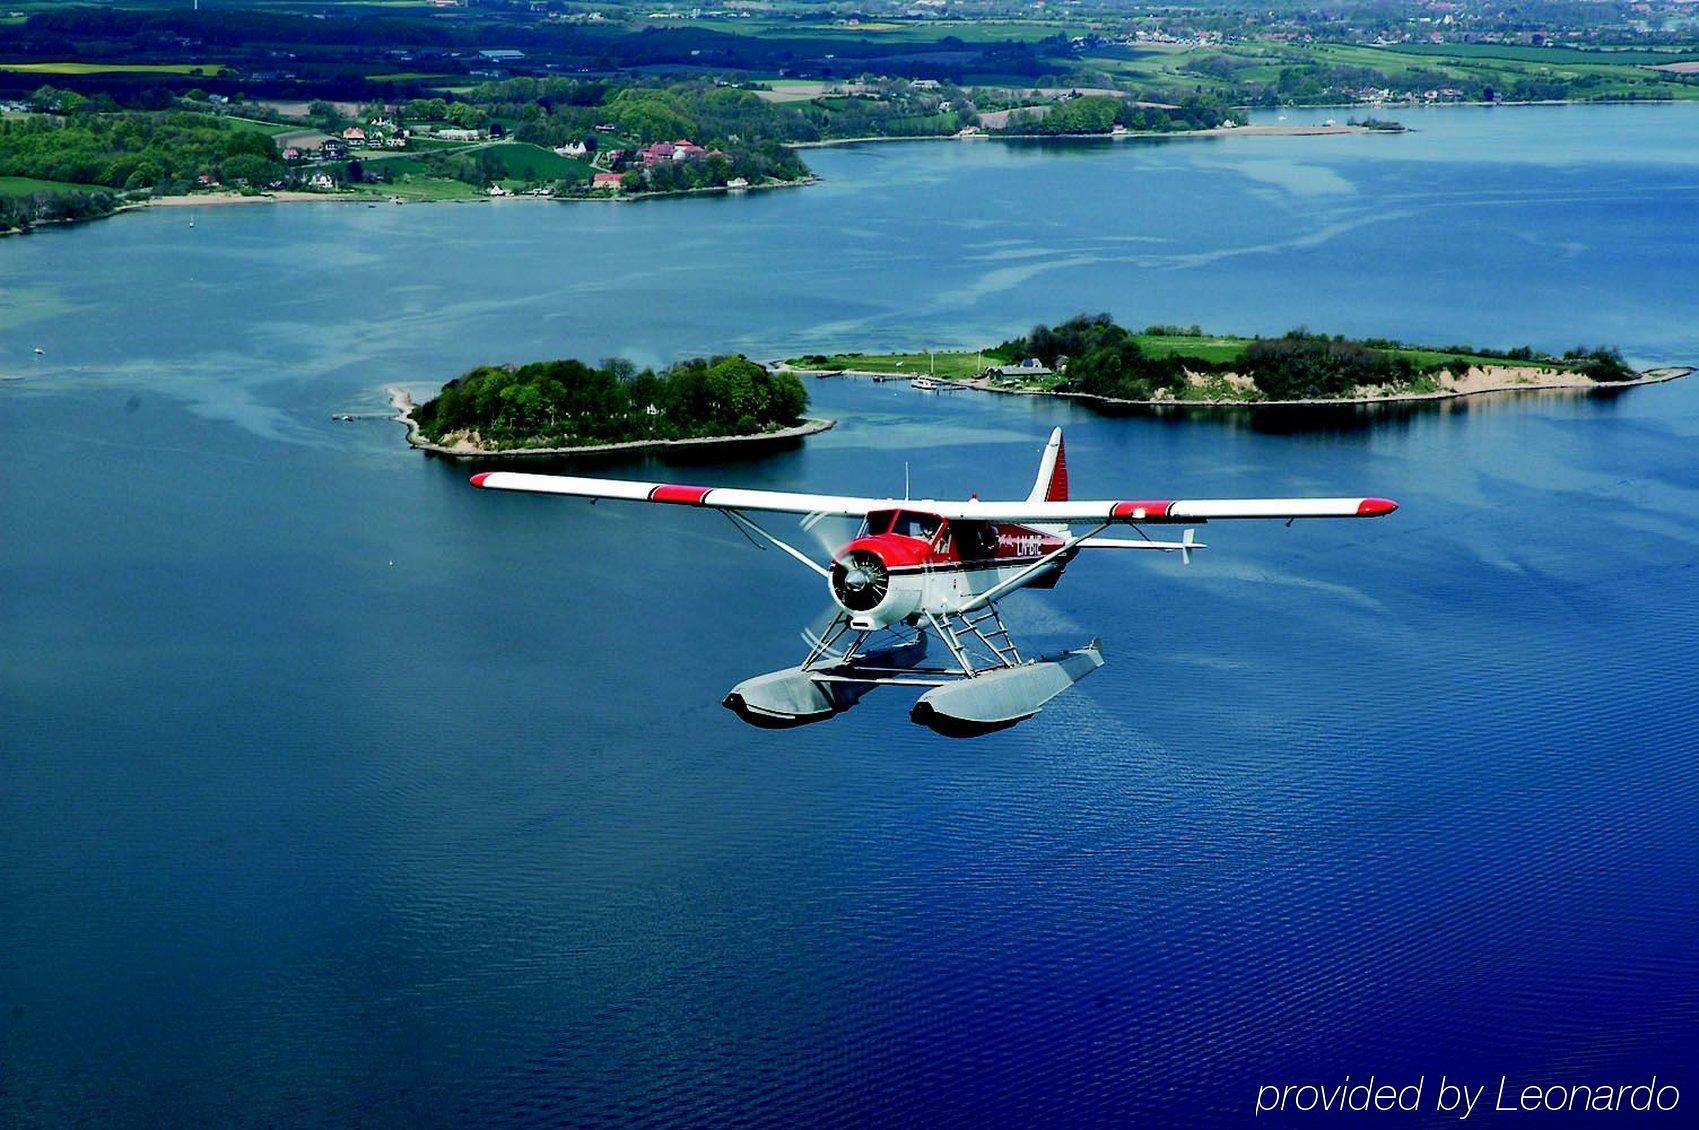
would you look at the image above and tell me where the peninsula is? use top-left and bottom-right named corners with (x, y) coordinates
top-left (396, 354), bottom-right (826, 458)
top-left (785, 315), bottom-right (1688, 408)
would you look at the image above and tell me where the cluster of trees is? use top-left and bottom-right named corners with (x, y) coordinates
top-left (790, 80), bottom-right (973, 139)
top-left (400, 98), bottom-right (488, 129)
top-left (1559, 346), bottom-right (1637, 382)
top-left (1198, 56), bottom-right (1635, 108)
top-left (0, 188), bottom-right (119, 233)
top-left (0, 113), bottom-right (283, 192)
top-left (996, 315), bottom-right (1194, 400)
top-left (1237, 334), bottom-right (1424, 399)
top-left (442, 79), bottom-right (812, 191)
top-left (414, 355), bottom-right (809, 449)
top-left (1000, 94), bottom-right (1240, 135)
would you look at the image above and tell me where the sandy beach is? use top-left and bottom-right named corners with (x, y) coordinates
top-left (143, 190), bottom-right (377, 208)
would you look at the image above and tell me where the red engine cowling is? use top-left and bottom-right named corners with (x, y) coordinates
top-left (829, 536), bottom-right (929, 628)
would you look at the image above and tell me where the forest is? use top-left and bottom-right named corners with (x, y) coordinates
top-left (414, 355), bottom-right (811, 450)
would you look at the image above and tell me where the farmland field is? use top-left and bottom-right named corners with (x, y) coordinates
top-left (0, 62), bottom-right (228, 76)
top-left (0, 175), bottom-right (106, 197)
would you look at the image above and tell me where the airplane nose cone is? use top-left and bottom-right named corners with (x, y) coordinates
top-left (843, 567), bottom-right (872, 590)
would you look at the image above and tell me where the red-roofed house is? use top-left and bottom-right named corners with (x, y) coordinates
top-left (592, 172), bottom-right (624, 191)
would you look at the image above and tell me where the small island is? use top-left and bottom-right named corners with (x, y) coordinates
top-left (787, 314), bottom-right (1689, 407)
top-left (395, 354), bottom-right (828, 458)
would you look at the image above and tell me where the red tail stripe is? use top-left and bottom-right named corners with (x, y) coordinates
top-left (650, 484), bottom-right (713, 505)
top-left (1046, 437), bottom-right (1070, 501)
top-left (470, 472), bottom-right (491, 488)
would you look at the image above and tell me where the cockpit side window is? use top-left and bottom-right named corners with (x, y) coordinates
top-left (953, 520), bottom-right (999, 560)
top-left (891, 511), bottom-right (943, 542)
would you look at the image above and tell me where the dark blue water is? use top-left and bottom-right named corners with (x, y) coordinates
top-left (4, 106), bottom-right (1698, 1125)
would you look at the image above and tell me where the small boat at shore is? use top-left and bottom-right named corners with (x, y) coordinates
top-left (911, 377), bottom-right (964, 392)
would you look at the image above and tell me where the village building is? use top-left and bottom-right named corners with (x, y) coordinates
top-left (640, 139), bottom-right (709, 167)
top-left (991, 357), bottom-right (1056, 377)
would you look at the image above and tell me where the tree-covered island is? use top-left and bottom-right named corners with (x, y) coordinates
top-left (405, 354), bottom-right (815, 455)
top-left (791, 314), bottom-right (1652, 405)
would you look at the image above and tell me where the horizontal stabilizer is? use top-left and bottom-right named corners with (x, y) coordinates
top-left (1077, 534), bottom-right (1206, 552)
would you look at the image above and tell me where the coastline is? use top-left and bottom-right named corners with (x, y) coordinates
top-left (559, 175), bottom-right (819, 204)
top-left (785, 122), bottom-right (1386, 149)
top-left (2, 120), bottom-right (1379, 238)
top-left (387, 386), bottom-right (835, 458)
top-left (779, 364), bottom-right (1694, 409)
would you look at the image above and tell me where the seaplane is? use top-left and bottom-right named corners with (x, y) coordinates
top-left (470, 428), bottom-right (1397, 736)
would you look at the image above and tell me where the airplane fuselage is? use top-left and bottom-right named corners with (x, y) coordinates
top-left (830, 508), bottom-right (1071, 628)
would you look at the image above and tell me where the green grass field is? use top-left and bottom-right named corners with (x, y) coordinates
top-left (482, 142), bottom-right (595, 183)
top-left (1077, 38), bottom-right (1699, 102)
top-left (789, 350), bottom-right (995, 379)
top-left (636, 16), bottom-right (1091, 42)
top-left (224, 117), bottom-right (299, 137)
top-left (351, 175), bottom-right (483, 202)
top-left (0, 175), bottom-right (105, 197)
top-left (1382, 42), bottom-right (1699, 66)
top-left (0, 62), bottom-right (227, 76)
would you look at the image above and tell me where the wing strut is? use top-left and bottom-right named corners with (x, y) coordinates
top-left (724, 510), bottom-right (831, 579)
top-left (954, 523), bottom-right (1109, 614)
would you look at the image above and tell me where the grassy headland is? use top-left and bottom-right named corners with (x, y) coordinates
top-left (790, 315), bottom-right (1645, 405)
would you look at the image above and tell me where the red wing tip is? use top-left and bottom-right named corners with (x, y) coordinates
top-left (1358, 497), bottom-right (1399, 517)
top-left (470, 472), bottom-right (491, 488)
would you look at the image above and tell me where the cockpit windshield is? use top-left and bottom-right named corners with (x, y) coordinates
top-left (859, 509), bottom-right (945, 544)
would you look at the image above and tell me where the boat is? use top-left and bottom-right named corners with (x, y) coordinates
top-left (910, 377), bottom-right (964, 392)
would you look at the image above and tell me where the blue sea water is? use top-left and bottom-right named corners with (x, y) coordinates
top-left (2, 105), bottom-right (1697, 1125)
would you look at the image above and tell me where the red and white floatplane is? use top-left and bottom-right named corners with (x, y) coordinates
top-left (471, 428), bottom-right (1397, 736)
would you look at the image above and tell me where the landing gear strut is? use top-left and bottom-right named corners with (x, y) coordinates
top-left (722, 603), bottom-right (1103, 736)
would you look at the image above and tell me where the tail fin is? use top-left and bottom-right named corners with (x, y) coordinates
top-left (1027, 427), bottom-right (1069, 503)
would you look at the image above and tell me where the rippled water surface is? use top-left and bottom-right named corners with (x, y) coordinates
top-left (3, 105), bottom-right (1698, 1125)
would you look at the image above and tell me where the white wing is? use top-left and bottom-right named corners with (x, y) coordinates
top-left (470, 472), bottom-right (1397, 523)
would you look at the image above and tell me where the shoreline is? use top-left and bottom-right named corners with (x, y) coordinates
top-left (3, 121), bottom-right (1376, 237)
top-left (786, 122), bottom-right (1386, 149)
top-left (779, 364), bottom-right (1694, 409)
top-left (560, 175), bottom-right (819, 203)
top-left (387, 386), bottom-right (835, 458)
